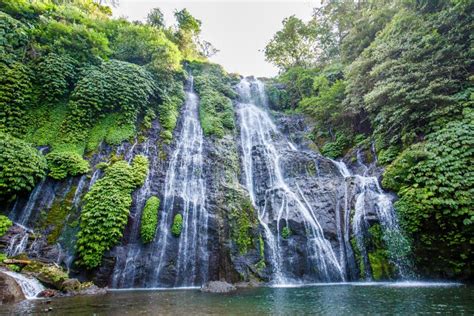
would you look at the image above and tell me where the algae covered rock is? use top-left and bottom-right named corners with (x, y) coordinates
top-left (22, 261), bottom-right (68, 290)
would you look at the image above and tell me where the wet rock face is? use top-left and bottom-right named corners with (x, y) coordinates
top-left (248, 142), bottom-right (353, 281)
top-left (0, 271), bottom-right (25, 304)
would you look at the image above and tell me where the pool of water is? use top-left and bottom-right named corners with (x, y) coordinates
top-left (3, 282), bottom-right (473, 315)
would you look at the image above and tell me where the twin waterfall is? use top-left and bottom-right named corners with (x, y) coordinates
top-left (3, 76), bottom-right (410, 289)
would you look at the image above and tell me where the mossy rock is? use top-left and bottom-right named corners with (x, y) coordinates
top-left (22, 261), bottom-right (68, 290)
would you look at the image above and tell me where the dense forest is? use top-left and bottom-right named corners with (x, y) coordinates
top-left (0, 0), bottom-right (472, 293)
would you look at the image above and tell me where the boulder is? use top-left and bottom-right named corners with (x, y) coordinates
top-left (22, 261), bottom-right (68, 290)
top-left (0, 271), bottom-right (25, 304)
top-left (201, 281), bottom-right (236, 293)
top-left (69, 284), bottom-right (106, 296)
top-left (61, 278), bottom-right (81, 292)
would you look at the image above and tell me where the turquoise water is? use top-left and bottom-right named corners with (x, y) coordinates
top-left (3, 282), bottom-right (473, 315)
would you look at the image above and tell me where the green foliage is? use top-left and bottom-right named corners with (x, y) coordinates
top-left (35, 53), bottom-right (77, 104)
top-left (345, 3), bottom-right (472, 152)
top-left (171, 213), bottom-right (183, 237)
top-left (366, 224), bottom-right (394, 281)
top-left (0, 132), bottom-right (47, 199)
top-left (0, 215), bottom-right (12, 237)
top-left (175, 9), bottom-right (201, 34)
top-left (281, 226), bottom-right (291, 239)
top-left (76, 155), bottom-right (148, 269)
top-left (191, 61), bottom-right (236, 138)
top-left (147, 8), bottom-right (165, 29)
top-left (140, 196), bottom-right (160, 244)
top-left (157, 80), bottom-right (185, 144)
top-left (25, 102), bottom-right (69, 148)
top-left (0, 11), bottom-right (29, 61)
top-left (45, 151), bottom-right (89, 180)
top-left (111, 21), bottom-right (181, 72)
top-left (0, 62), bottom-right (32, 137)
top-left (61, 59), bottom-right (155, 145)
top-left (231, 198), bottom-right (256, 255)
top-left (266, 83), bottom-right (290, 111)
top-left (264, 16), bottom-right (318, 70)
top-left (383, 111), bottom-right (473, 277)
top-left (320, 132), bottom-right (351, 159)
top-left (173, 9), bottom-right (202, 60)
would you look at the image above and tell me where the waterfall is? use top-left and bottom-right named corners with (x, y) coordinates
top-left (111, 136), bottom-right (158, 288)
top-left (147, 75), bottom-right (209, 287)
top-left (110, 76), bottom-right (209, 288)
top-left (2, 271), bottom-right (45, 299)
top-left (332, 158), bottom-right (412, 279)
top-left (236, 78), bottom-right (345, 284)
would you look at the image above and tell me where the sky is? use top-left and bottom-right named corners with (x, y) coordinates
top-left (112, 0), bottom-right (319, 77)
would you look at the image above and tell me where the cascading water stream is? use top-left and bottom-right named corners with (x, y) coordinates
top-left (111, 136), bottom-right (158, 288)
top-left (144, 75), bottom-right (209, 287)
top-left (236, 78), bottom-right (345, 284)
top-left (332, 157), bottom-right (412, 279)
top-left (2, 270), bottom-right (45, 299)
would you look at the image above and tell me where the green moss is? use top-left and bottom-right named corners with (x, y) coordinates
top-left (0, 215), bottom-right (12, 237)
top-left (40, 186), bottom-right (76, 244)
top-left (367, 224), bottom-right (395, 280)
top-left (171, 213), bottom-right (183, 237)
top-left (350, 237), bottom-right (365, 279)
top-left (231, 198), bottom-right (256, 255)
top-left (368, 250), bottom-right (392, 281)
top-left (255, 234), bottom-right (266, 271)
top-left (140, 196), bottom-right (160, 243)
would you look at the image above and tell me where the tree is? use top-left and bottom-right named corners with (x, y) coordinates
top-left (264, 16), bottom-right (318, 70)
top-left (174, 8), bottom-right (201, 34)
top-left (173, 9), bottom-right (202, 59)
top-left (147, 8), bottom-right (165, 28)
top-left (198, 39), bottom-right (219, 58)
top-left (94, 0), bottom-right (119, 7)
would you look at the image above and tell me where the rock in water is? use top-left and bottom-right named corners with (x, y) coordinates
top-left (0, 271), bottom-right (26, 304)
top-left (61, 278), bottom-right (81, 292)
top-left (201, 281), bottom-right (237, 293)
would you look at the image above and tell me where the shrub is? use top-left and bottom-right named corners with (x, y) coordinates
top-left (140, 196), bottom-right (160, 243)
top-left (320, 132), bottom-right (350, 159)
top-left (0, 215), bottom-right (12, 237)
top-left (281, 227), bottom-right (291, 239)
top-left (383, 112), bottom-right (474, 277)
top-left (171, 213), bottom-right (183, 237)
top-left (76, 155), bottom-right (149, 269)
top-left (46, 151), bottom-right (90, 180)
top-left (190, 61), bottom-right (236, 138)
top-left (0, 132), bottom-right (47, 198)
